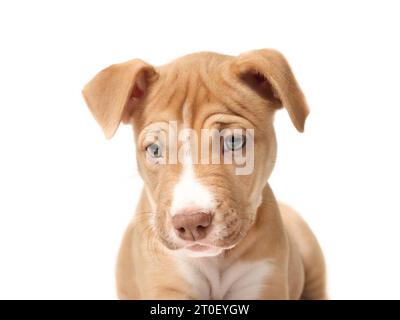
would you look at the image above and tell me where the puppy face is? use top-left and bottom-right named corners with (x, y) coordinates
top-left (83, 50), bottom-right (308, 257)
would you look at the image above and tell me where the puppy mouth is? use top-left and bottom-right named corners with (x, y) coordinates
top-left (186, 244), bottom-right (212, 252)
top-left (157, 225), bottom-right (246, 252)
top-left (179, 243), bottom-right (226, 258)
top-left (178, 240), bottom-right (239, 258)
top-left (185, 242), bottom-right (235, 251)
top-left (158, 235), bottom-right (241, 258)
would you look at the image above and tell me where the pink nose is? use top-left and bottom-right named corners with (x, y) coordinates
top-left (172, 210), bottom-right (212, 241)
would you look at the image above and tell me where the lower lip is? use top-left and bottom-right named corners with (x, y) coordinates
top-left (188, 244), bottom-right (212, 252)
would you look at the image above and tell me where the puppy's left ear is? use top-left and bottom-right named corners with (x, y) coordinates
top-left (82, 59), bottom-right (157, 139)
top-left (234, 49), bottom-right (309, 132)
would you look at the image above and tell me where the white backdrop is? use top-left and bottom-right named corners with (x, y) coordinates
top-left (0, 0), bottom-right (399, 299)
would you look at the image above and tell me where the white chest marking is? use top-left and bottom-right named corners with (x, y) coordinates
top-left (177, 256), bottom-right (273, 299)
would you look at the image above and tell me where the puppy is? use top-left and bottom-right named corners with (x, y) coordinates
top-left (82, 49), bottom-right (326, 299)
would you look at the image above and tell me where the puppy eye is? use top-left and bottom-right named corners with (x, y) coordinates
top-left (146, 143), bottom-right (163, 158)
top-left (224, 135), bottom-right (246, 151)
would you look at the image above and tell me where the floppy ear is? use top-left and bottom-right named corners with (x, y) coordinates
top-left (234, 49), bottom-right (309, 132)
top-left (82, 59), bottom-right (157, 138)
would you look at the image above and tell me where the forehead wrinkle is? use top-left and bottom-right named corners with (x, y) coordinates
top-left (187, 84), bottom-right (209, 132)
top-left (196, 61), bottom-right (257, 124)
top-left (143, 70), bottom-right (189, 127)
top-left (185, 66), bottom-right (226, 130)
top-left (197, 58), bottom-right (266, 128)
top-left (197, 60), bottom-right (224, 103)
top-left (193, 82), bottom-right (260, 131)
top-left (142, 55), bottom-right (264, 133)
top-left (180, 55), bottom-right (230, 129)
top-left (179, 68), bottom-right (202, 128)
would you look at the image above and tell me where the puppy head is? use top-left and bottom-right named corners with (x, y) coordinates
top-left (83, 49), bottom-right (308, 257)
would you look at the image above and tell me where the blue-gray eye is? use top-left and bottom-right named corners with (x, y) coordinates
top-left (224, 135), bottom-right (246, 151)
top-left (146, 143), bottom-right (162, 158)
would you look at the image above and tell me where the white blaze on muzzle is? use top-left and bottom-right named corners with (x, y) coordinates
top-left (170, 129), bottom-right (215, 217)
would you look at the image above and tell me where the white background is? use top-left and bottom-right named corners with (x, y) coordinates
top-left (0, 0), bottom-right (399, 299)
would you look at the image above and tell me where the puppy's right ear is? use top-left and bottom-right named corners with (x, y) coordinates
top-left (82, 59), bottom-right (157, 139)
